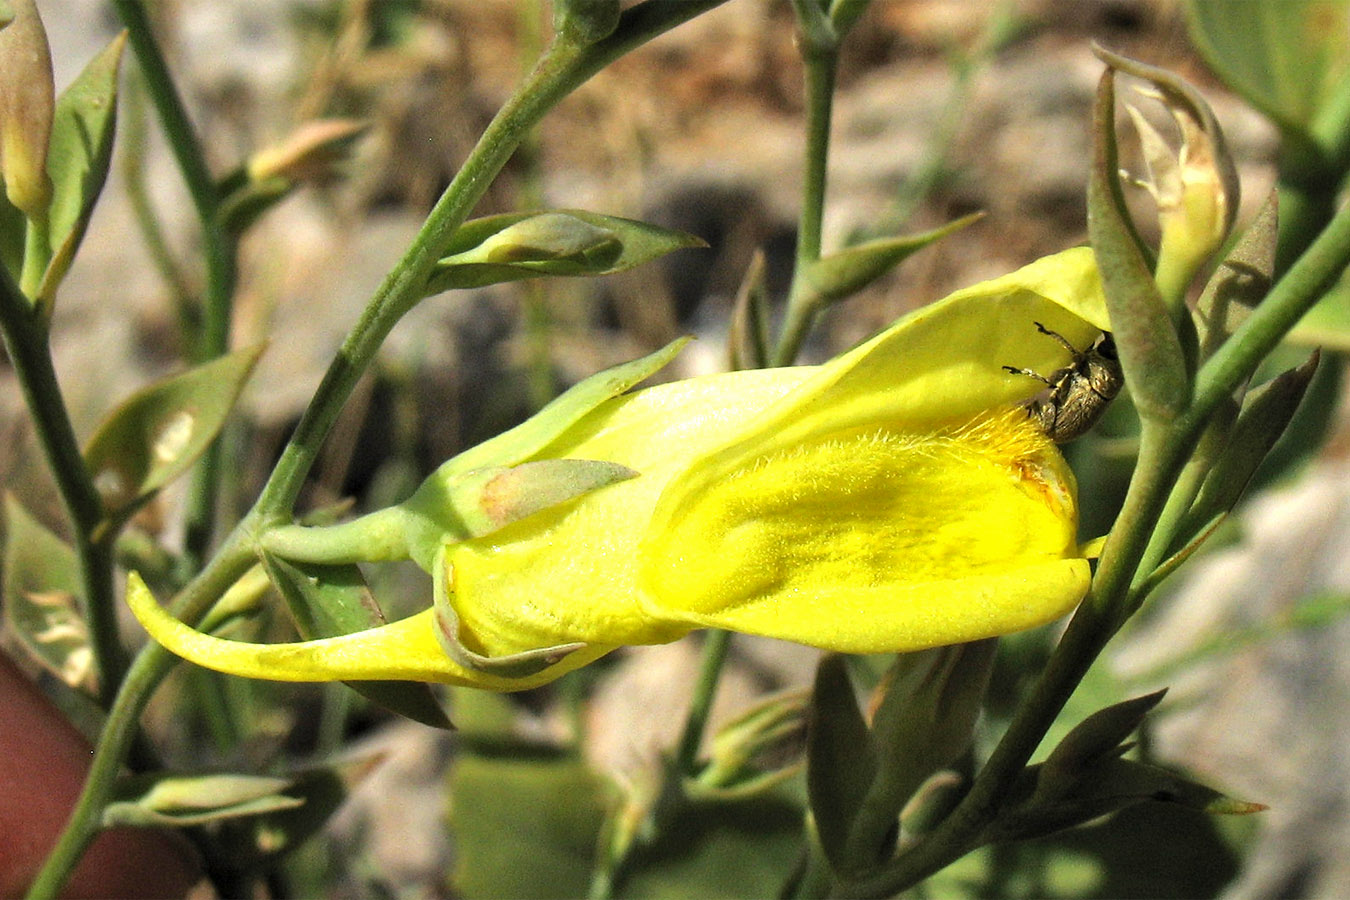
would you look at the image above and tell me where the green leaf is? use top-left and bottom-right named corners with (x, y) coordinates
top-left (2, 494), bottom-right (90, 689)
top-left (425, 210), bottom-right (705, 295)
top-left (806, 655), bottom-right (875, 875)
top-left (1087, 66), bottom-right (1189, 422)
top-left (1186, 0), bottom-right (1350, 150)
top-left (104, 772), bottom-right (302, 828)
top-left (84, 343), bottom-right (264, 521)
top-left (448, 754), bottom-right (610, 899)
top-left (261, 553), bottom-right (452, 729)
top-left (36, 30), bottom-right (125, 315)
top-left (802, 213), bottom-right (981, 308)
top-left (992, 757), bottom-right (1264, 844)
top-left (1035, 690), bottom-right (1167, 805)
top-left (1196, 190), bottom-right (1278, 359)
top-left (1178, 352), bottom-right (1320, 541)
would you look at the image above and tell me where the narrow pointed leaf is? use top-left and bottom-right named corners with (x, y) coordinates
top-left (993, 757), bottom-right (1264, 843)
top-left (806, 655), bottom-right (876, 874)
top-left (84, 343), bottom-right (264, 520)
top-left (1088, 67), bottom-right (1189, 421)
top-left (425, 210), bottom-right (704, 295)
top-left (803, 213), bottom-right (981, 308)
top-left (1182, 351), bottom-right (1320, 537)
top-left (2, 494), bottom-right (91, 689)
top-left (36, 31), bottom-right (125, 314)
top-left (262, 553), bottom-right (452, 729)
top-left (1037, 689), bottom-right (1167, 804)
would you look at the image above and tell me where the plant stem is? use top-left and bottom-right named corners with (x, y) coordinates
top-left (25, 534), bottom-right (258, 900)
top-left (0, 266), bottom-right (126, 704)
top-left (30, 4), bottom-right (730, 895)
top-left (773, 30), bottom-right (840, 367)
top-left (113, 0), bottom-right (240, 573)
top-left (673, 629), bottom-right (732, 774)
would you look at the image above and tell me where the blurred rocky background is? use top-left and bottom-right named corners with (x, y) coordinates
top-left (7, 0), bottom-right (1350, 897)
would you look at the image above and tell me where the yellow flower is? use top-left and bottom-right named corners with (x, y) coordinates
top-left (129, 248), bottom-right (1110, 691)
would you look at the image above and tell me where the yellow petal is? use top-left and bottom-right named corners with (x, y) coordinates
top-left (642, 407), bottom-right (1087, 652)
top-left (126, 573), bottom-right (606, 691)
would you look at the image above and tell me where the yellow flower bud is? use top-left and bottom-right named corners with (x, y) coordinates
top-left (0, 0), bottom-right (54, 218)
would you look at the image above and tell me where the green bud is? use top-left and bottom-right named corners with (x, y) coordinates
top-left (1088, 58), bottom-right (1190, 422)
top-left (427, 210), bottom-right (703, 295)
top-left (843, 640), bottom-right (995, 870)
top-left (698, 690), bottom-right (808, 797)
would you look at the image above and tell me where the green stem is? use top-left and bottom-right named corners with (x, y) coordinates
top-left (111, 2), bottom-right (217, 235)
top-left (113, 1), bottom-right (241, 572)
top-left (0, 266), bottom-right (126, 705)
top-left (673, 629), bottom-right (732, 774)
top-left (20, 213), bottom-right (52, 299)
top-left (25, 534), bottom-right (257, 900)
top-left (30, 5), bottom-right (730, 895)
top-left (121, 74), bottom-right (198, 325)
top-left (773, 35), bottom-right (839, 367)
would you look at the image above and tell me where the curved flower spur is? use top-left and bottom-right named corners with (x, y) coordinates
top-left (128, 248), bottom-right (1112, 691)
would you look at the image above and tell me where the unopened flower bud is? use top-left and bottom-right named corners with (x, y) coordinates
top-left (0, 0), bottom-right (53, 218)
top-left (1098, 47), bottom-right (1239, 304)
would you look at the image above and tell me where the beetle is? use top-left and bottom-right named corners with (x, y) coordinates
top-left (1003, 322), bottom-right (1123, 444)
